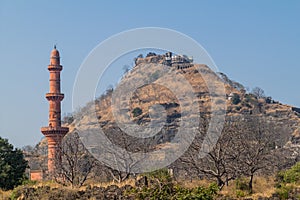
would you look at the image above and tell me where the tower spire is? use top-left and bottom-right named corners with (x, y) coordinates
top-left (41, 47), bottom-right (69, 175)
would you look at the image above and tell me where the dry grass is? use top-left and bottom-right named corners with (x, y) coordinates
top-left (0, 176), bottom-right (281, 200)
top-left (84, 178), bottom-right (136, 189)
top-left (176, 179), bottom-right (213, 189)
top-left (0, 189), bottom-right (12, 200)
top-left (24, 179), bottom-right (137, 192)
top-left (220, 176), bottom-right (276, 200)
top-left (84, 176), bottom-right (276, 199)
top-left (34, 180), bottom-right (62, 188)
top-left (251, 176), bottom-right (276, 198)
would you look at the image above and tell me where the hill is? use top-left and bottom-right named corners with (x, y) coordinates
top-left (69, 52), bottom-right (300, 151)
top-left (30, 52), bottom-right (300, 173)
top-left (24, 52), bottom-right (300, 199)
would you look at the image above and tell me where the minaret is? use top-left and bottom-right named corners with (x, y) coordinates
top-left (41, 46), bottom-right (69, 174)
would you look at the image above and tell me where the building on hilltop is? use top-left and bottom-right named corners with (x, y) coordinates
top-left (135, 51), bottom-right (193, 69)
top-left (164, 52), bottom-right (193, 69)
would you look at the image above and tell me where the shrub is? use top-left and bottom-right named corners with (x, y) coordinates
top-left (283, 162), bottom-right (300, 184)
top-left (266, 96), bottom-right (273, 104)
top-left (242, 102), bottom-right (252, 108)
top-left (21, 179), bottom-right (37, 186)
top-left (244, 93), bottom-right (256, 103)
top-left (276, 162), bottom-right (300, 185)
top-left (132, 107), bottom-right (143, 117)
top-left (131, 169), bottom-right (218, 199)
top-left (146, 52), bottom-right (156, 57)
top-left (231, 93), bottom-right (241, 105)
top-left (10, 185), bottom-right (80, 200)
top-left (62, 113), bottom-right (74, 124)
top-left (150, 71), bottom-right (160, 82)
top-left (236, 190), bottom-right (246, 198)
top-left (275, 162), bottom-right (300, 199)
top-left (276, 185), bottom-right (294, 200)
top-left (236, 106), bottom-right (242, 111)
top-left (144, 168), bottom-right (172, 183)
top-left (131, 182), bottom-right (218, 200)
top-left (236, 178), bottom-right (249, 191)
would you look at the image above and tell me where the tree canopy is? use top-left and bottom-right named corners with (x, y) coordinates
top-left (0, 136), bottom-right (28, 190)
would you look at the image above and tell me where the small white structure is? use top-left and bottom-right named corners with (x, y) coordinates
top-left (228, 92), bottom-right (235, 100)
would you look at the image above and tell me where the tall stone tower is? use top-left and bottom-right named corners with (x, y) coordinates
top-left (41, 46), bottom-right (69, 174)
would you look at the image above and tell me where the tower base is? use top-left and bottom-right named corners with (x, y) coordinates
top-left (41, 126), bottom-right (69, 173)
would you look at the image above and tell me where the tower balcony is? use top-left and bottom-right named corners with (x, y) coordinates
top-left (41, 126), bottom-right (69, 136)
top-left (48, 65), bottom-right (62, 71)
top-left (46, 93), bottom-right (64, 101)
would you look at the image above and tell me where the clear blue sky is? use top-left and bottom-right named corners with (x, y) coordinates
top-left (0, 0), bottom-right (299, 148)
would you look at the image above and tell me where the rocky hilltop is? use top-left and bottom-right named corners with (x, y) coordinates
top-left (67, 52), bottom-right (300, 151)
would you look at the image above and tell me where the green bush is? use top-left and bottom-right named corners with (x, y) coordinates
top-left (132, 169), bottom-right (218, 199)
top-left (275, 162), bottom-right (300, 199)
top-left (132, 107), bottom-right (143, 117)
top-left (283, 162), bottom-right (300, 184)
top-left (231, 93), bottom-right (241, 105)
top-left (241, 100), bottom-right (252, 108)
top-left (276, 185), bottom-right (294, 200)
top-left (236, 190), bottom-right (246, 198)
top-left (236, 106), bottom-right (242, 111)
top-left (235, 178), bottom-right (249, 191)
top-left (144, 168), bottom-right (172, 183)
top-left (132, 183), bottom-right (218, 200)
top-left (276, 162), bottom-right (300, 185)
top-left (21, 179), bottom-right (37, 186)
top-left (244, 93), bottom-right (257, 104)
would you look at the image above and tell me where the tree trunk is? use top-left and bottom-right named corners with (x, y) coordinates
top-left (225, 175), bottom-right (229, 186)
top-left (217, 177), bottom-right (225, 190)
top-left (249, 174), bottom-right (254, 194)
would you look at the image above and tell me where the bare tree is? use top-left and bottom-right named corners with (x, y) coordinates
top-left (179, 118), bottom-right (243, 190)
top-left (25, 140), bottom-right (48, 174)
top-left (100, 130), bottom-right (147, 183)
top-left (178, 115), bottom-right (281, 192)
top-left (251, 87), bottom-right (265, 99)
top-left (237, 115), bottom-right (276, 193)
top-left (55, 132), bottom-right (96, 187)
top-left (90, 115), bottom-right (169, 183)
